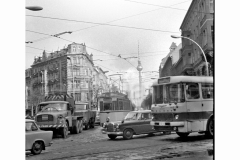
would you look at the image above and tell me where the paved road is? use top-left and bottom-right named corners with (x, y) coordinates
top-left (26, 126), bottom-right (213, 160)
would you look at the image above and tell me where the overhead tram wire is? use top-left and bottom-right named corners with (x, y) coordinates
top-left (26, 15), bottom-right (180, 34)
top-left (26, 0), bottom-right (191, 44)
top-left (122, 0), bottom-right (212, 15)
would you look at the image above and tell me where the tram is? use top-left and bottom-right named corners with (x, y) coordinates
top-left (98, 92), bottom-right (134, 126)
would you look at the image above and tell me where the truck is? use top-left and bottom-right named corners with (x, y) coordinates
top-left (34, 94), bottom-right (84, 138)
top-left (74, 102), bottom-right (96, 130)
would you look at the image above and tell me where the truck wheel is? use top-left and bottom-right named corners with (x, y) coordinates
top-left (61, 123), bottom-right (68, 138)
top-left (91, 119), bottom-right (95, 128)
top-left (79, 120), bottom-right (83, 133)
top-left (84, 123), bottom-right (89, 130)
top-left (205, 117), bottom-right (214, 138)
top-left (73, 120), bottom-right (80, 134)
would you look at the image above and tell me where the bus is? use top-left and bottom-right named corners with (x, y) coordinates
top-left (98, 92), bottom-right (134, 126)
top-left (150, 76), bottom-right (213, 138)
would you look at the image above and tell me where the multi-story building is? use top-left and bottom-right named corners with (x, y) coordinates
top-left (179, 0), bottom-right (214, 76)
top-left (159, 42), bottom-right (182, 77)
top-left (29, 43), bottom-right (96, 105)
top-left (159, 0), bottom-right (214, 77)
top-left (25, 68), bottom-right (32, 110)
top-left (92, 66), bottom-right (110, 107)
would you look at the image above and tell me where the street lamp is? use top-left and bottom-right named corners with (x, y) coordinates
top-left (26, 6), bottom-right (43, 11)
top-left (171, 35), bottom-right (209, 76)
top-left (67, 56), bottom-right (75, 99)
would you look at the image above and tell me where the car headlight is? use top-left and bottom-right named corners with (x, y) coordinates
top-left (114, 124), bottom-right (119, 129)
top-left (174, 114), bottom-right (179, 120)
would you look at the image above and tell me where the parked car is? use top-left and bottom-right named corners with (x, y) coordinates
top-left (25, 119), bottom-right (53, 155)
top-left (102, 110), bottom-right (160, 140)
top-left (95, 111), bottom-right (100, 125)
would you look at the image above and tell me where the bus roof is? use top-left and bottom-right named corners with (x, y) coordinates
top-left (152, 76), bottom-right (213, 86)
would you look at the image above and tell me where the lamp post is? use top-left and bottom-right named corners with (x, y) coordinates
top-left (67, 56), bottom-right (75, 99)
top-left (26, 6), bottom-right (43, 11)
top-left (171, 35), bottom-right (209, 76)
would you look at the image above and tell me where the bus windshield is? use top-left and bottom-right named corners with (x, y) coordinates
top-left (153, 83), bottom-right (185, 104)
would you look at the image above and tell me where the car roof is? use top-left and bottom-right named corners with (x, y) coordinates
top-left (131, 110), bottom-right (151, 113)
top-left (25, 119), bottom-right (35, 122)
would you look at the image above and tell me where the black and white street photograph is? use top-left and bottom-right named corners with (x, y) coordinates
top-left (7, 0), bottom-right (239, 159)
top-left (23, 0), bottom-right (215, 159)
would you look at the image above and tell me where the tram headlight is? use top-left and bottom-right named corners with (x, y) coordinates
top-left (174, 114), bottom-right (179, 120)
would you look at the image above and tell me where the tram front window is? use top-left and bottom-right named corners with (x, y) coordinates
top-left (104, 103), bottom-right (112, 111)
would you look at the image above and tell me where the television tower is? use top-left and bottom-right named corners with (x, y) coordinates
top-left (136, 42), bottom-right (143, 106)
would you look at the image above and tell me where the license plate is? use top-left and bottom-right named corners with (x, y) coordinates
top-left (159, 122), bottom-right (165, 126)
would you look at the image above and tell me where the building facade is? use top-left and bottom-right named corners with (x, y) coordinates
top-left (92, 66), bottom-right (110, 107)
top-left (159, 42), bottom-right (182, 77)
top-left (28, 43), bottom-right (97, 106)
top-left (179, 0), bottom-right (214, 76)
top-left (159, 0), bottom-right (214, 77)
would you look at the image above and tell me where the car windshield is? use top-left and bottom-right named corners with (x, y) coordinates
top-left (40, 103), bottom-right (67, 112)
top-left (124, 112), bottom-right (141, 121)
top-left (75, 104), bottom-right (87, 110)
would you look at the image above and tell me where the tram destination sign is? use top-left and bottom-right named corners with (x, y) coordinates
top-left (158, 77), bottom-right (170, 84)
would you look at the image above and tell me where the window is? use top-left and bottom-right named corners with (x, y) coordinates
top-left (119, 101), bottom-right (123, 110)
top-left (202, 83), bottom-right (213, 99)
top-left (100, 102), bottom-right (103, 111)
top-left (141, 113), bottom-right (151, 120)
top-left (153, 85), bottom-right (163, 104)
top-left (167, 83), bottom-right (185, 103)
top-left (186, 83), bottom-right (200, 99)
top-left (209, 0), bottom-right (214, 13)
top-left (26, 122), bottom-right (38, 131)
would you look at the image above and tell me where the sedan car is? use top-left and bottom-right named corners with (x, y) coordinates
top-left (25, 119), bottom-right (53, 155)
top-left (102, 110), bottom-right (160, 140)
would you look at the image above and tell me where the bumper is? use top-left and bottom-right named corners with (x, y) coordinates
top-left (37, 124), bottom-right (66, 129)
top-left (102, 130), bottom-right (123, 136)
top-left (150, 121), bottom-right (184, 127)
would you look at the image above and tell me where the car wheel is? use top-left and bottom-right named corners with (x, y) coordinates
top-left (176, 132), bottom-right (189, 138)
top-left (92, 119), bottom-right (95, 128)
top-left (61, 122), bottom-right (68, 138)
top-left (206, 118), bottom-right (214, 138)
top-left (123, 128), bottom-right (133, 140)
top-left (31, 141), bottom-right (43, 155)
top-left (108, 135), bottom-right (117, 140)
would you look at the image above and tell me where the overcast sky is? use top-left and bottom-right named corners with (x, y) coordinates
top-left (25, 0), bottom-right (192, 96)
